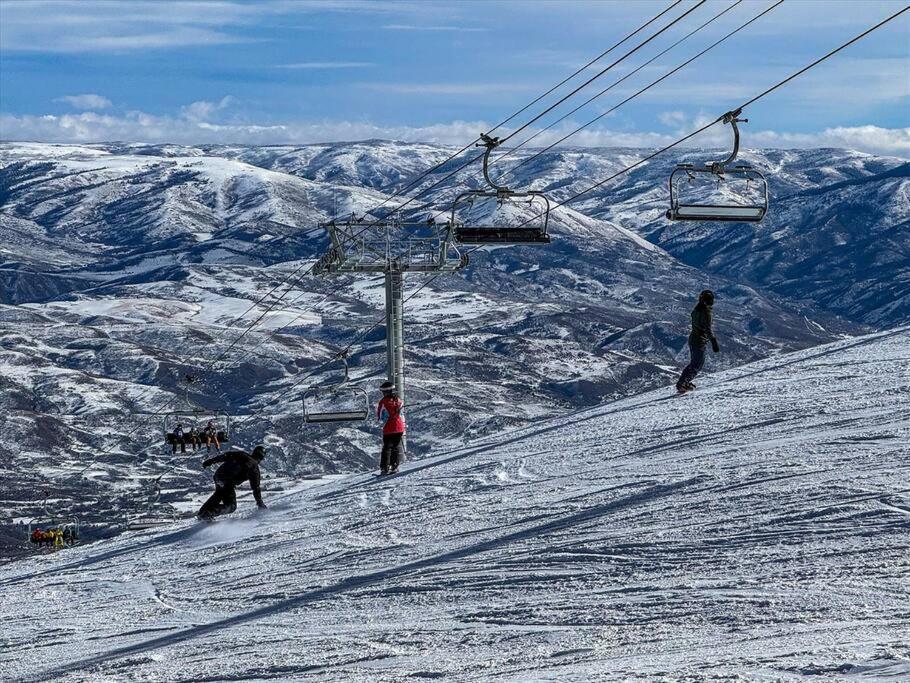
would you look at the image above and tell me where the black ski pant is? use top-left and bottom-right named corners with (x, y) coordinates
top-left (678, 340), bottom-right (706, 387)
top-left (198, 479), bottom-right (237, 519)
top-left (381, 433), bottom-right (404, 473)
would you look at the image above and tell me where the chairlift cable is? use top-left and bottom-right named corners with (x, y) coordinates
top-left (346, 0), bottom-right (684, 223)
top-left (507, 2), bottom-right (910, 232)
top-left (337, 0), bottom-right (708, 235)
top-left (494, 0), bottom-right (708, 150)
top-left (493, 0), bottom-right (746, 175)
top-left (501, 0), bottom-right (781, 180)
top-left (738, 4), bottom-right (909, 110)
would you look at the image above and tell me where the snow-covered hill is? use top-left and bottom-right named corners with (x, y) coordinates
top-left (3, 142), bottom-right (873, 549)
top-left (213, 142), bottom-right (910, 326)
top-left (2, 327), bottom-right (908, 681)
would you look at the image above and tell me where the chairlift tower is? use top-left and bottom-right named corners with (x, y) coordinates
top-left (312, 215), bottom-right (468, 409)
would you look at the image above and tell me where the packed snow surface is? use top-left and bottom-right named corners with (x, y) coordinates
top-left (2, 329), bottom-right (909, 682)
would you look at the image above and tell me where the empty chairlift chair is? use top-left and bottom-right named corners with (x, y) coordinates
top-left (451, 134), bottom-right (552, 245)
top-left (303, 355), bottom-right (369, 424)
top-left (127, 478), bottom-right (177, 530)
top-left (667, 110), bottom-right (768, 223)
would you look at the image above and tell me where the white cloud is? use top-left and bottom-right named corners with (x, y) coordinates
top-left (658, 111), bottom-right (686, 128)
top-left (1, 107), bottom-right (907, 158)
top-left (276, 62), bottom-right (375, 69)
top-left (0, 1), bottom-right (446, 53)
top-left (55, 94), bottom-right (113, 111)
top-left (181, 97), bottom-right (235, 122)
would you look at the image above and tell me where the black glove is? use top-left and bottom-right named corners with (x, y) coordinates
top-left (711, 337), bottom-right (720, 353)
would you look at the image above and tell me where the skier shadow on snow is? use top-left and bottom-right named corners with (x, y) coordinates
top-left (34, 475), bottom-right (711, 681)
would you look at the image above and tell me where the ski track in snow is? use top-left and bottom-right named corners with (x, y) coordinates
top-left (2, 328), bottom-right (909, 682)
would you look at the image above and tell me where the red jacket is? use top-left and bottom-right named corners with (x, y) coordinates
top-left (377, 395), bottom-right (405, 435)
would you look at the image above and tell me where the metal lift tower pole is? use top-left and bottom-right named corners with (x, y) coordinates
top-left (312, 216), bottom-right (468, 446)
top-left (384, 271), bottom-right (405, 402)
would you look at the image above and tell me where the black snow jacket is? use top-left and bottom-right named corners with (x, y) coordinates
top-left (204, 450), bottom-right (264, 505)
top-left (689, 301), bottom-right (716, 347)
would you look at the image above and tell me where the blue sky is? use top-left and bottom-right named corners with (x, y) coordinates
top-left (0, 0), bottom-right (907, 154)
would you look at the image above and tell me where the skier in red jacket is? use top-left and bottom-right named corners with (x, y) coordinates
top-left (377, 380), bottom-right (405, 475)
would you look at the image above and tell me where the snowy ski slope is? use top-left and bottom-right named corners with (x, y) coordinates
top-left (1, 327), bottom-right (908, 681)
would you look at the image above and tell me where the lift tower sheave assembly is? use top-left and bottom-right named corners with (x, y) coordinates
top-left (312, 216), bottom-right (468, 423)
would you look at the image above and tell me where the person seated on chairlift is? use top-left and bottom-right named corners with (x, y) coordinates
top-left (172, 422), bottom-right (187, 454)
top-left (30, 528), bottom-right (42, 545)
top-left (188, 425), bottom-right (201, 452)
top-left (204, 420), bottom-right (221, 453)
top-left (377, 381), bottom-right (406, 475)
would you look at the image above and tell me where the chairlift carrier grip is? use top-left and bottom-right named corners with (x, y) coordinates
top-left (711, 109), bottom-right (746, 174)
top-left (478, 133), bottom-right (510, 195)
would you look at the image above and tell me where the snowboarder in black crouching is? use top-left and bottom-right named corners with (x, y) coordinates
top-left (197, 445), bottom-right (267, 521)
top-left (676, 289), bottom-right (720, 394)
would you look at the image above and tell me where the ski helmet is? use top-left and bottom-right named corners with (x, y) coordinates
top-left (380, 380), bottom-right (395, 394)
top-left (699, 289), bottom-right (715, 305)
top-left (252, 445), bottom-right (266, 461)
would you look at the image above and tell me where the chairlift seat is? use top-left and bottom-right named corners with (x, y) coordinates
top-left (667, 203), bottom-right (766, 222)
top-left (449, 136), bottom-right (553, 247)
top-left (304, 409), bottom-right (370, 424)
top-left (451, 189), bottom-right (552, 246)
top-left (666, 112), bottom-right (769, 224)
top-left (454, 226), bottom-right (551, 245)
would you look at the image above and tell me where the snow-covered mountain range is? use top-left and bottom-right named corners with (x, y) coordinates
top-left (2, 326), bottom-right (908, 681)
top-left (1, 140), bottom-right (906, 557)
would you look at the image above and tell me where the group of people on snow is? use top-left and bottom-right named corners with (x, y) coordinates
top-left (195, 381), bottom-right (406, 520)
top-left (169, 420), bottom-right (222, 455)
top-left (30, 526), bottom-right (78, 548)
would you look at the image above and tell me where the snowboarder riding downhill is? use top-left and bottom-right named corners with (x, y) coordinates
top-left (676, 289), bottom-right (720, 394)
top-left (197, 445), bottom-right (267, 521)
top-left (377, 381), bottom-right (405, 475)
